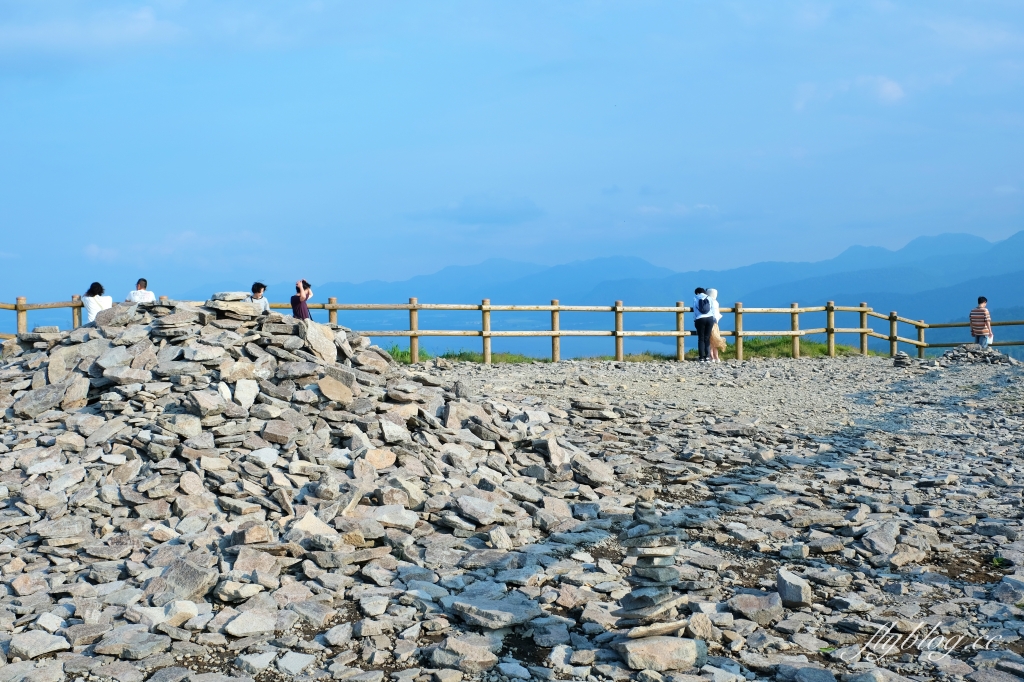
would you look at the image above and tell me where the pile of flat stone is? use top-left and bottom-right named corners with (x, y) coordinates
top-left (941, 344), bottom-right (1018, 365)
top-left (1, 294), bottom-right (718, 682)
top-left (610, 507), bottom-right (707, 674)
top-left (891, 351), bottom-right (914, 368)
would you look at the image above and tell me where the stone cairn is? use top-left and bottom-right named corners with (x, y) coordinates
top-left (1, 292), bottom-right (696, 682)
top-left (611, 506), bottom-right (707, 673)
top-left (940, 344), bottom-right (1017, 365)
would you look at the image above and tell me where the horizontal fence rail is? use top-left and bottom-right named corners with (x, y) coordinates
top-left (2, 296), bottom-right (1022, 363)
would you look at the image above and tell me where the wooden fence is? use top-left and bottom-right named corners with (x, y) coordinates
top-left (3, 296), bottom-right (1023, 363)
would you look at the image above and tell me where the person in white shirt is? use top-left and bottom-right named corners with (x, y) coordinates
top-left (707, 288), bottom-right (725, 362)
top-left (82, 282), bottom-right (113, 324)
top-left (245, 282), bottom-right (270, 314)
top-left (126, 278), bottom-right (156, 304)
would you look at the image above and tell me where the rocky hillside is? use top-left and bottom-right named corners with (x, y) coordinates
top-left (1, 294), bottom-right (1023, 682)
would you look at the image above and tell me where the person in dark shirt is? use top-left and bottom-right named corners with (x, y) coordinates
top-left (291, 279), bottom-right (313, 320)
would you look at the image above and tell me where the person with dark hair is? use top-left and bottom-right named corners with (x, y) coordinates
top-left (246, 282), bottom-right (270, 314)
top-left (970, 296), bottom-right (993, 349)
top-left (693, 287), bottom-right (715, 362)
top-left (82, 282), bottom-right (112, 324)
top-left (291, 279), bottom-right (313, 320)
top-left (126, 278), bottom-right (155, 304)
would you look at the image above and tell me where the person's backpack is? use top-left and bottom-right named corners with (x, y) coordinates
top-left (696, 297), bottom-right (711, 315)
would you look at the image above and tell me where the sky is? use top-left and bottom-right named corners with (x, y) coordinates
top-left (1, 1), bottom-right (1024, 302)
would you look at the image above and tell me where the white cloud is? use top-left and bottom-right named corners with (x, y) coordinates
top-left (84, 244), bottom-right (118, 261)
top-left (928, 19), bottom-right (1024, 51)
top-left (796, 76), bottom-right (904, 110)
top-left (868, 75), bottom-right (909, 102)
top-left (794, 83), bottom-right (818, 112)
top-left (0, 8), bottom-right (181, 52)
top-left (794, 2), bottom-right (832, 29)
top-left (146, 229), bottom-right (263, 256)
top-left (413, 195), bottom-right (543, 226)
top-left (637, 204), bottom-right (718, 217)
top-left (994, 185), bottom-right (1020, 196)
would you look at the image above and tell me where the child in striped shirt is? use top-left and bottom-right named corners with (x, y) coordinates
top-left (970, 296), bottom-right (993, 349)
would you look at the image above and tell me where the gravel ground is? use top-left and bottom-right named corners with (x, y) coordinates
top-left (432, 349), bottom-right (1024, 682)
top-left (444, 354), bottom-right (1021, 449)
top-left (4, 295), bottom-right (1024, 682)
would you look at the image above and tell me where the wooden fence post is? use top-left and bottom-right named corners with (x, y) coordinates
top-left (675, 301), bottom-right (685, 362)
top-left (889, 312), bottom-right (898, 357)
top-left (860, 302), bottom-right (868, 356)
top-left (409, 298), bottom-right (419, 364)
top-left (327, 297), bottom-right (338, 326)
top-left (614, 301), bottom-right (624, 361)
top-left (791, 303), bottom-right (800, 359)
top-left (16, 297), bottom-right (26, 335)
top-left (917, 322), bottom-right (925, 359)
top-left (550, 300), bottom-right (560, 362)
top-left (72, 295), bottom-right (82, 329)
top-left (826, 301), bottom-right (836, 357)
top-left (734, 302), bottom-right (744, 361)
top-left (482, 299), bottom-right (491, 365)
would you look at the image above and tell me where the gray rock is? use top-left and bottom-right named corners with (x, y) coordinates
top-left (148, 559), bottom-right (218, 602)
top-left (794, 668), bottom-right (838, 682)
top-left (277, 651), bottom-right (316, 676)
top-left (324, 623), bottom-right (353, 647)
top-left (431, 634), bottom-right (499, 673)
top-left (727, 591), bottom-right (783, 626)
top-left (615, 637), bottom-right (707, 672)
top-left (121, 632), bottom-right (172, 660)
top-left (777, 569), bottom-right (813, 607)
top-left (13, 383), bottom-right (69, 418)
top-left (380, 419), bottom-right (411, 444)
top-left (225, 609), bottom-right (277, 638)
top-left (451, 594), bottom-right (543, 629)
top-left (497, 661), bottom-right (531, 679)
top-left (572, 454), bottom-right (616, 485)
top-left (299, 320), bottom-right (337, 364)
top-left (237, 652), bottom-right (277, 674)
top-left (456, 496), bottom-right (497, 525)
top-left (861, 521), bottom-right (900, 555)
top-left (9, 631), bottom-right (70, 659)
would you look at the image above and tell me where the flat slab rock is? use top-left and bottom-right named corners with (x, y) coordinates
top-left (450, 595), bottom-right (544, 629)
top-left (615, 636), bottom-right (708, 671)
top-left (9, 630), bottom-right (71, 659)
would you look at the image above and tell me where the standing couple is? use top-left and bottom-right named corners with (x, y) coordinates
top-left (694, 287), bottom-right (726, 362)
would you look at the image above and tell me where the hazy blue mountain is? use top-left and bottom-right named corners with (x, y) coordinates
top-left (580, 233), bottom-right (1019, 308)
top-left (315, 256), bottom-right (676, 304)
top-left (828, 233), bottom-right (993, 270)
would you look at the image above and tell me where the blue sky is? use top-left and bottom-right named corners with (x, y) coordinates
top-left (1, 1), bottom-right (1023, 302)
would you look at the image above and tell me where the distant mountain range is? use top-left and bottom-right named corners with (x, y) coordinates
top-left (301, 230), bottom-right (1024, 356)
top-left (11, 231), bottom-right (1024, 357)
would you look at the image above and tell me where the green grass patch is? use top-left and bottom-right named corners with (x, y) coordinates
top-left (386, 336), bottom-right (880, 365)
top-left (384, 345), bottom-right (434, 364)
top-left (587, 337), bottom-right (878, 361)
top-left (439, 350), bottom-right (545, 364)
top-left (709, 336), bottom-right (875, 359)
top-left (385, 345), bottom-right (544, 365)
